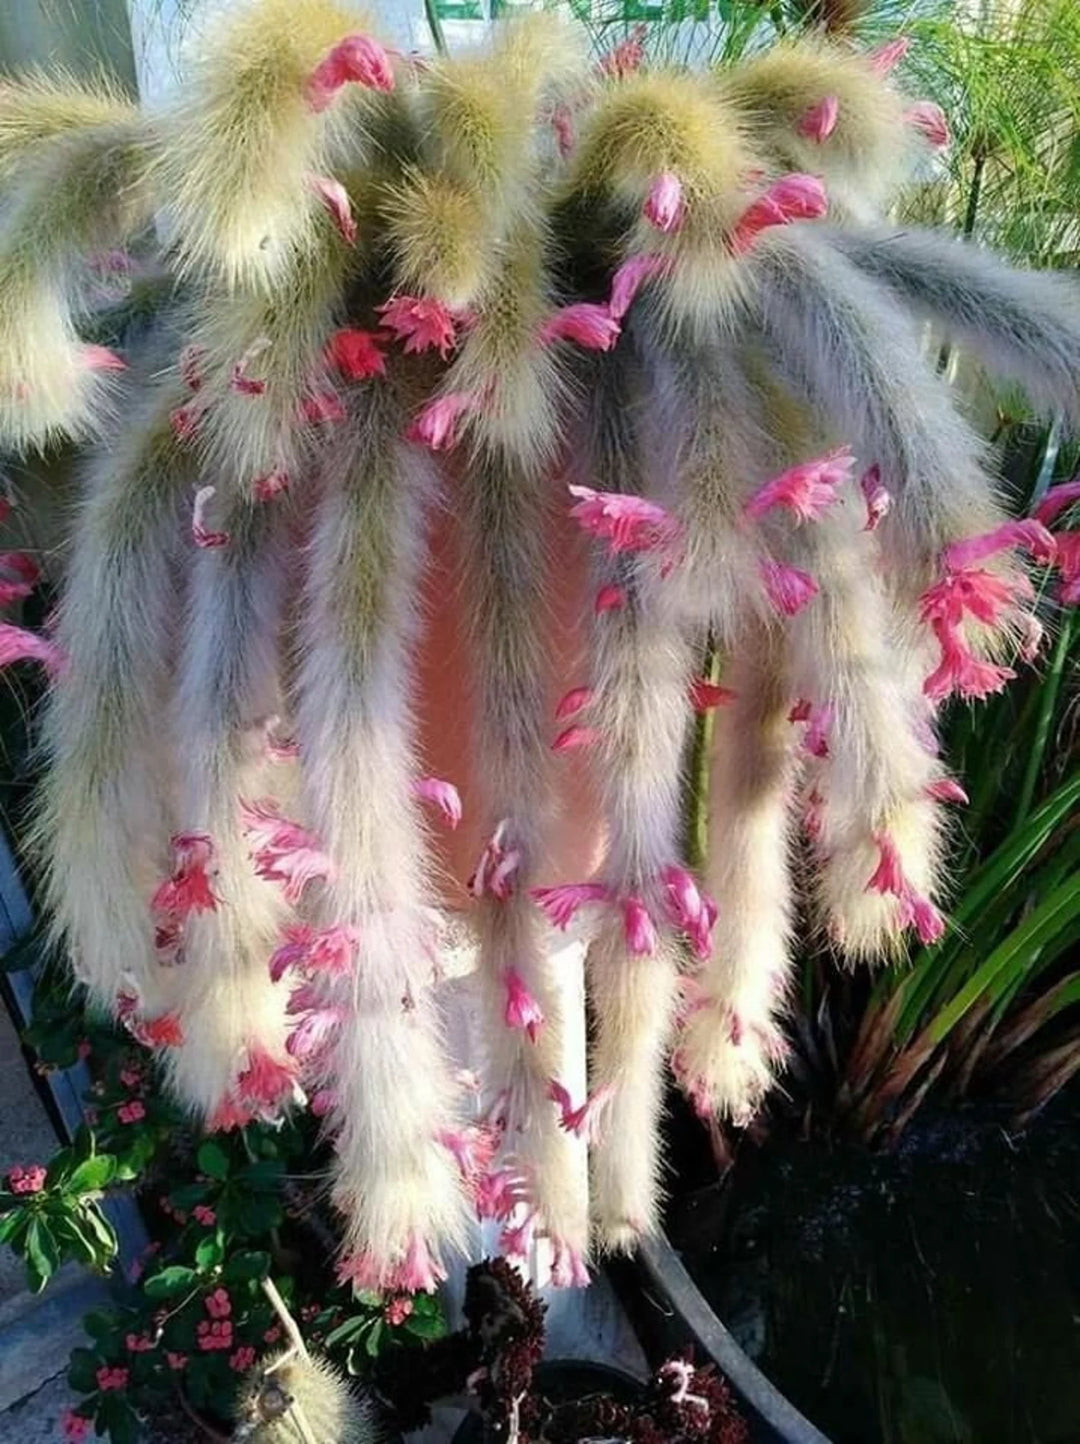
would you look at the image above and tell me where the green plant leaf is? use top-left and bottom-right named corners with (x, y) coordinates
top-left (67, 1346), bottom-right (101, 1393)
top-left (195, 1233), bottom-right (225, 1272)
top-left (82, 1310), bottom-right (121, 1344)
top-left (324, 1315), bottom-right (374, 1349)
top-left (365, 1320), bottom-right (386, 1357)
top-left (0, 1207), bottom-right (27, 1247)
top-left (143, 1265), bottom-right (197, 1299)
top-left (196, 1140), bottom-right (230, 1181)
top-left (404, 1311), bottom-right (446, 1340)
top-left (66, 1156), bottom-right (117, 1195)
top-left (223, 1250), bottom-right (270, 1283)
top-left (25, 1217), bottom-right (59, 1292)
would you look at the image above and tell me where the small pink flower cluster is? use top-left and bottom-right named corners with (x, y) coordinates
top-left (96, 1365), bottom-right (129, 1391)
top-left (384, 1296), bottom-right (414, 1327)
top-left (61, 1410), bottom-right (91, 1442)
top-left (6, 1164), bottom-right (46, 1194)
top-left (229, 1345), bottom-right (257, 1373)
top-left (193, 1204), bottom-right (216, 1226)
top-left (125, 1332), bottom-right (154, 1353)
top-left (117, 1100), bottom-right (146, 1125)
top-left (338, 1232), bottom-right (447, 1294)
top-left (197, 1288), bottom-right (234, 1352)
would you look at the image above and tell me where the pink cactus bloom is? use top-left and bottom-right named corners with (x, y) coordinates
top-left (498, 1211), bottom-right (537, 1260)
top-left (310, 1088), bottom-right (338, 1117)
top-left (538, 303), bottom-right (622, 351)
top-left (208, 1094), bottom-right (251, 1132)
top-left (476, 1167), bottom-right (528, 1222)
top-left (608, 253), bottom-right (670, 321)
top-left (412, 775), bottom-right (463, 829)
top-left (919, 567), bottom-right (1024, 629)
top-left (551, 103), bottom-right (574, 158)
top-left (324, 327), bottom-right (387, 380)
top-left (0, 621), bottom-right (64, 674)
top-left (660, 864), bottom-right (717, 959)
top-left (300, 388), bottom-right (346, 425)
top-left (169, 399), bottom-right (208, 443)
top-left (468, 821), bottom-right (520, 900)
top-left (730, 174), bottom-right (829, 255)
top-left (83, 344), bottom-right (126, 372)
top-left (269, 923), bottom-right (315, 982)
top-left (898, 886), bottom-right (946, 945)
top-left (254, 465), bottom-right (290, 502)
top-left (595, 583), bottom-right (627, 613)
top-left (135, 1011), bottom-right (185, 1048)
top-left (0, 551), bottom-right (40, 605)
top-left (306, 173), bottom-right (357, 245)
top-left (406, 390), bottom-right (477, 450)
top-left (643, 172), bottom-right (685, 232)
top-left (568, 484), bottom-right (680, 556)
top-left (307, 34), bottom-right (395, 112)
top-left (377, 295), bottom-right (459, 358)
top-left (503, 967), bottom-right (545, 1042)
top-left (530, 882), bottom-right (612, 930)
top-left (552, 724), bottom-right (601, 752)
top-left (237, 1047), bottom-right (295, 1109)
top-left (797, 94), bottom-right (840, 142)
top-left (229, 339), bottom-right (269, 395)
top-left (802, 702), bottom-right (834, 759)
top-left (152, 832), bottom-right (219, 920)
top-left (286, 1006), bottom-right (345, 1061)
top-left (596, 23), bottom-right (646, 80)
top-left (1033, 477), bottom-right (1080, 527)
top-left (904, 100), bottom-right (950, 150)
top-left (867, 833), bottom-right (906, 897)
top-left (923, 618), bottom-right (1015, 702)
top-left (1053, 532), bottom-right (1080, 604)
top-left (550, 1239), bottom-right (590, 1289)
top-left (926, 777), bottom-right (969, 805)
top-left (759, 558), bottom-right (819, 616)
top-left (688, 677), bottom-right (737, 712)
top-left (547, 1078), bottom-right (615, 1142)
top-left (241, 799), bottom-right (335, 903)
top-left (745, 447), bottom-right (853, 523)
top-left (555, 686), bottom-right (595, 720)
top-left (868, 36), bottom-right (911, 74)
top-left (622, 895), bottom-right (658, 956)
top-left (942, 518), bottom-right (1056, 571)
top-left (192, 486), bottom-right (230, 549)
top-left (439, 1125), bottom-right (499, 1182)
top-left (395, 1235), bottom-right (448, 1294)
top-left (860, 464), bottom-right (892, 531)
top-left (789, 697), bottom-right (812, 723)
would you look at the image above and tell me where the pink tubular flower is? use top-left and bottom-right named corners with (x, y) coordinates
top-left (923, 618), bottom-right (1015, 702)
top-left (688, 677), bottom-right (737, 712)
top-left (552, 724), bottom-right (601, 752)
top-left (759, 558), bottom-right (819, 616)
top-left (555, 686), bottom-right (595, 720)
top-left (904, 100), bottom-right (950, 150)
top-left (286, 1006), bottom-right (345, 1061)
top-left (503, 967), bottom-right (544, 1042)
top-left (622, 895), bottom-right (658, 956)
top-left (0, 551), bottom-right (40, 605)
top-left (568, 484), bottom-right (680, 556)
top-left (596, 24), bottom-right (646, 80)
top-left (499, 1211), bottom-right (537, 1260)
top-left (548, 1078), bottom-right (615, 1142)
top-left (1054, 532), bottom-right (1080, 604)
top-left (406, 391), bottom-right (476, 450)
top-left (730, 174), bottom-right (829, 255)
top-left (83, 344), bottom-right (126, 373)
top-left (660, 864), bottom-right (717, 959)
top-left (439, 1125), bottom-right (499, 1185)
top-left (927, 777), bottom-right (969, 805)
top-left (254, 465), bottom-right (290, 501)
top-left (240, 799), bottom-right (334, 903)
top-left (377, 295), bottom-right (459, 358)
top-left (643, 172), bottom-right (685, 233)
top-left (476, 1167), bottom-right (528, 1222)
top-left (942, 519), bottom-right (1056, 571)
top-left (229, 338), bottom-right (269, 396)
top-left (306, 173), bottom-right (357, 245)
top-left (307, 33), bottom-right (395, 111)
top-left (1034, 477), bottom-right (1080, 527)
top-left (237, 1046), bottom-right (295, 1109)
top-left (468, 821), bottom-right (520, 900)
top-left (61, 1410), bottom-right (91, 1443)
top-left (550, 1239), bottom-right (590, 1289)
top-left (6, 1164), bottom-right (46, 1195)
top-left (208, 1094), bottom-right (251, 1132)
top-left (538, 303), bottom-right (622, 351)
top-left (898, 887), bottom-right (946, 945)
top-left (745, 446), bottom-right (853, 523)
top-left (325, 327), bottom-right (387, 380)
top-left (134, 1011), bottom-right (184, 1048)
top-left (0, 621), bottom-right (64, 674)
top-left (867, 833), bottom-right (905, 897)
top-left (802, 702), bottom-right (834, 759)
top-left (860, 464), bottom-right (892, 531)
top-left (798, 94), bottom-right (840, 142)
top-left (152, 832), bottom-right (218, 920)
top-left (595, 583), bottom-right (626, 613)
top-left (193, 1205), bottom-right (216, 1226)
top-left (608, 253), bottom-right (670, 322)
top-left (412, 775), bottom-right (463, 829)
top-left (868, 36), bottom-right (911, 74)
top-left (229, 1346), bottom-right (257, 1373)
top-left (192, 486), bottom-right (230, 549)
top-left (919, 567), bottom-right (1023, 629)
top-left (530, 882), bottom-right (612, 930)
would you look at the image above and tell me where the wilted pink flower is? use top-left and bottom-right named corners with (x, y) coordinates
top-left (61, 1410), bottom-right (91, 1442)
top-left (530, 882), bottom-right (611, 930)
top-left (860, 464), bottom-right (891, 531)
top-left (898, 887), bottom-right (946, 944)
top-left (538, 302), bottom-right (622, 351)
top-left (759, 558), bottom-right (819, 616)
top-left (730, 174), bottom-right (828, 254)
top-left (660, 864), bottom-right (717, 959)
top-left (325, 327), bottom-right (387, 380)
top-left (192, 486), bottom-right (230, 549)
top-left (926, 777), bottom-right (969, 805)
top-left (208, 1094), bottom-right (251, 1132)
top-left (286, 1006), bottom-right (345, 1061)
top-left (237, 1046), bottom-right (295, 1109)
top-left (745, 447), bottom-right (853, 523)
top-left (254, 465), bottom-right (290, 501)
top-left (608, 253), bottom-right (670, 321)
top-left (568, 484), bottom-right (680, 556)
top-left (6, 1164), bottom-right (46, 1195)
top-left (83, 344), bottom-right (126, 372)
top-left (439, 1125), bottom-right (499, 1183)
top-left (476, 1167), bottom-right (528, 1221)
top-left (498, 1211), bottom-right (537, 1260)
top-left (468, 821), bottom-right (520, 900)
top-left (923, 618), bottom-right (1015, 702)
top-left (868, 36), bottom-right (911, 74)
top-left (802, 702), bottom-right (834, 759)
top-left (306, 173), bottom-right (356, 245)
top-left (867, 833), bottom-right (905, 897)
top-left (550, 1239), bottom-right (590, 1289)
top-left (152, 832), bottom-right (218, 920)
top-left (904, 101), bottom-right (950, 149)
top-left (552, 724), bottom-right (601, 752)
top-left (169, 399), bottom-right (208, 443)
top-left (503, 967), bottom-right (544, 1042)
top-left (547, 1078), bottom-right (615, 1142)
top-left (307, 33), bottom-right (395, 111)
top-left (595, 583), bottom-right (626, 613)
top-left (300, 388), bottom-right (346, 425)
top-left (406, 390), bottom-right (476, 450)
top-left (797, 94), bottom-right (840, 142)
top-left (241, 799), bottom-right (334, 903)
top-left (688, 677), bottom-right (737, 712)
top-left (377, 295), bottom-right (458, 358)
top-left (551, 103), bottom-right (574, 158)
top-left (643, 172), bottom-right (684, 232)
top-left (622, 895), bottom-right (657, 956)
top-left (0, 622), bottom-right (64, 674)
top-left (193, 1205), bottom-right (216, 1226)
top-left (229, 338), bottom-right (269, 395)
top-left (1033, 477), bottom-right (1080, 527)
top-left (555, 686), bottom-right (595, 719)
top-left (0, 551), bottom-right (40, 605)
top-left (412, 775), bottom-right (462, 829)
top-left (596, 23), bottom-right (646, 80)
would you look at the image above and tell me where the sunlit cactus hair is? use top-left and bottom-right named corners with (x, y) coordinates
top-left (0, 70), bottom-right (134, 178)
top-left (235, 1348), bottom-right (375, 1443)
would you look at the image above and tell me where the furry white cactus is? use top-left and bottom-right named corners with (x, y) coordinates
top-left (5, 6), bottom-right (1079, 1285)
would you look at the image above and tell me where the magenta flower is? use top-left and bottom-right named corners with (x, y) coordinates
top-left (241, 799), bottom-right (334, 903)
top-left (468, 821), bottom-right (521, 901)
top-left (547, 1078), bottom-right (615, 1141)
top-left (503, 967), bottom-right (545, 1042)
top-left (307, 33), bottom-right (395, 111)
top-left (269, 923), bottom-right (314, 982)
top-left (923, 619), bottom-right (1015, 702)
top-left (406, 391), bottom-right (477, 450)
top-left (530, 882), bottom-right (612, 930)
top-left (898, 887), bottom-right (946, 945)
top-left (192, 485), bottom-right (230, 549)
top-left (554, 686), bottom-right (595, 720)
top-left (538, 302), bottom-right (622, 351)
top-left (325, 327), bottom-right (387, 380)
top-left (744, 447), bottom-right (853, 523)
top-left (1053, 532), bottom-right (1080, 604)
top-left (377, 295), bottom-right (459, 358)
top-left (498, 1211), bottom-right (537, 1260)
top-left (306, 173), bottom-right (356, 245)
top-left (1033, 477), bottom-right (1080, 527)
top-left (860, 464), bottom-right (891, 531)
top-left (730, 174), bottom-right (828, 254)
top-left (868, 36), bottom-right (911, 73)
top-left (660, 865), bottom-right (717, 959)
top-left (688, 677), bottom-right (737, 712)
top-left (286, 1006), bottom-right (345, 1061)
top-left (0, 551), bottom-right (40, 605)
top-left (608, 253), bottom-right (670, 322)
top-left (552, 724), bottom-right (602, 752)
top-left (254, 465), bottom-right (290, 501)
top-left (622, 895), bottom-right (658, 956)
top-left (926, 777), bottom-right (969, 805)
top-left (309, 1088), bottom-right (337, 1118)
top-left (942, 519), bottom-right (1056, 571)
top-left (867, 834), bottom-right (905, 897)
top-left (151, 832), bottom-right (219, 921)
top-left (797, 95), bottom-right (840, 142)
top-left (904, 100), bottom-right (950, 150)
top-left (643, 172), bottom-right (685, 233)
top-left (236, 1046), bottom-right (295, 1109)
top-left (439, 1124), bottom-right (499, 1182)
top-left (595, 583), bottom-right (626, 613)
top-left (476, 1166), bottom-right (529, 1222)
top-left (568, 484), bottom-right (680, 556)
top-left (759, 558), bottom-right (819, 616)
top-left (919, 567), bottom-right (1024, 629)
top-left (412, 775), bottom-right (463, 829)
top-left (0, 621), bottom-right (64, 674)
